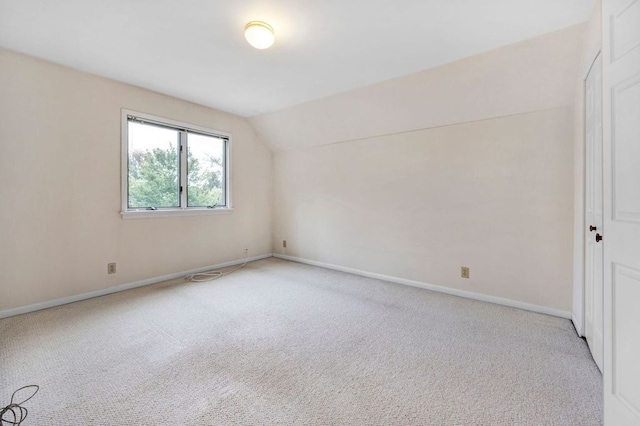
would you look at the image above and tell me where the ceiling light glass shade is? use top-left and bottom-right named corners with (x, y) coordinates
top-left (244, 21), bottom-right (275, 49)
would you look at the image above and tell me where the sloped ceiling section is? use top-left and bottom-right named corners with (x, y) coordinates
top-left (250, 24), bottom-right (586, 152)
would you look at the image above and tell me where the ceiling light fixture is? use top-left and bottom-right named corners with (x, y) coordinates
top-left (244, 21), bottom-right (275, 49)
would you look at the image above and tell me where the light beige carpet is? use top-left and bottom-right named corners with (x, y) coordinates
top-left (1, 258), bottom-right (602, 425)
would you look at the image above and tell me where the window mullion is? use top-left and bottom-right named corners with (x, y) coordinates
top-left (180, 132), bottom-right (188, 208)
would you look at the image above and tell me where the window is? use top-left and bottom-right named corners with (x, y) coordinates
top-left (121, 110), bottom-right (231, 218)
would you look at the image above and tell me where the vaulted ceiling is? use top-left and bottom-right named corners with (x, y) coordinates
top-left (0, 0), bottom-right (595, 118)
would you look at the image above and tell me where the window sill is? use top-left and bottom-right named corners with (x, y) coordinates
top-left (121, 208), bottom-right (234, 220)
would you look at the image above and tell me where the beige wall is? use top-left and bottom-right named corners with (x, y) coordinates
top-left (273, 108), bottom-right (574, 311)
top-left (268, 25), bottom-right (585, 312)
top-left (572, 1), bottom-right (602, 332)
top-left (0, 48), bottom-right (273, 311)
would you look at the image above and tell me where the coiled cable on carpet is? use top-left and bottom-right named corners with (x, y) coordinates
top-left (185, 250), bottom-right (250, 282)
top-left (1, 385), bottom-right (39, 426)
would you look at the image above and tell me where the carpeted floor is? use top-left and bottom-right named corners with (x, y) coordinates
top-left (1, 258), bottom-right (602, 425)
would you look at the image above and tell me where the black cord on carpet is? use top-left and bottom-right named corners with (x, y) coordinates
top-left (1, 386), bottom-right (39, 426)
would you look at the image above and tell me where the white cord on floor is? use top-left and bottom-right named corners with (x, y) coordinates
top-left (185, 250), bottom-right (250, 282)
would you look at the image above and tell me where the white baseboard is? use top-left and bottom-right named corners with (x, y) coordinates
top-left (572, 314), bottom-right (584, 337)
top-left (0, 253), bottom-right (273, 319)
top-left (274, 254), bottom-right (572, 320)
top-left (2, 253), bottom-right (573, 321)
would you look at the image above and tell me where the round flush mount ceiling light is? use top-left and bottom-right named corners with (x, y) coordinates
top-left (244, 21), bottom-right (275, 49)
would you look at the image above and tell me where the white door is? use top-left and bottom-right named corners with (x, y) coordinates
top-left (602, 0), bottom-right (640, 424)
top-left (584, 52), bottom-right (604, 373)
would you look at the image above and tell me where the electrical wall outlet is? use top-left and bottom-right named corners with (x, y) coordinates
top-left (283, 240), bottom-right (287, 248)
top-left (461, 267), bottom-right (469, 279)
top-left (108, 263), bottom-right (117, 274)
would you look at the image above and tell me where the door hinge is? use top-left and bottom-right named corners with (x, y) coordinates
top-left (180, 186), bottom-right (183, 193)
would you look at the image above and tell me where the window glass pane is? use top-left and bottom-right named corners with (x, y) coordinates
top-left (127, 121), bottom-right (180, 208)
top-left (187, 133), bottom-right (225, 207)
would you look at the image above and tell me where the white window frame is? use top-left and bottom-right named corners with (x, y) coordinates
top-left (121, 109), bottom-right (233, 219)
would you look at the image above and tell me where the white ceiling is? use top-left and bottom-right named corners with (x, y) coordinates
top-left (0, 0), bottom-right (595, 117)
